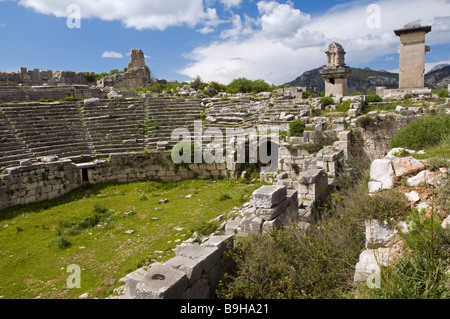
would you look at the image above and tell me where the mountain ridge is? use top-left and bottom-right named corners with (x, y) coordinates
top-left (285, 65), bottom-right (450, 93)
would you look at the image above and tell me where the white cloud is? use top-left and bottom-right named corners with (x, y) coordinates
top-left (220, 0), bottom-right (242, 9)
top-left (180, 0), bottom-right (450, 84)
top-left (18, 0), bottom-right (219, 31)
top-left (257, 1), bottom-right (311, 39)
top-left (0, 24), bottom-right (6, 27)
top-left (101, 51), bottom-right (123, 58)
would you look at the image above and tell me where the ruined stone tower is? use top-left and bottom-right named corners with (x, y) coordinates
top-left (394, 24), bottom-right (432, 89)
top-left (98, 48), bottom-right (151, 89)
top-left (320, 42), bottom-right (351, 97)
top-left (128, 49), bottom-right (146, 70)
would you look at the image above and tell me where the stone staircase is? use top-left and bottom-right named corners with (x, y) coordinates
top-left (0, 108), bottom-right (34, 168)
top-left (81, 98), bottom-right (147, 157)
top-left (0, 95), bottom-right (314, 171)
top-left (0, 102), bottom-right (92, 167)
top-left (143, 97), bottom-right (204, 150)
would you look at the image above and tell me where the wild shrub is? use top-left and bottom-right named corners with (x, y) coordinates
top-left (217, 157), bottom-right (371, 299)
top-left (365, 93), bottom-right (383, 103)
top-left (363, 209), bottom-right (450, 299)
top-left (189, 220), bottom-right (220, 236)
top-left (335, 99), bottom-right (351, 113)
top-left (320, 96), bottom-right (333, 106)
top-left (433, 89), bottom-right (449, 98)
top-left (355, 115), bottom-right (377, 129)
top-left (391, 115), bottom-right (450, 150)
top-left (219, 194), bottom-right (232, 201)
top-left (302, 91), bottom-right (312, 99)
top-left (303, 133), bottom-right (337, 155)
top-left (289, 120), bottom-right (306, 137)
top-left (56, 237), bottom-right (71, 250)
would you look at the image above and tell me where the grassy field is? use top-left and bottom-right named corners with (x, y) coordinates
top-left (0, 178), bottom-right (263, 299)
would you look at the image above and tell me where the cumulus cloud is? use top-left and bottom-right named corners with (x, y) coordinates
top-left (101, 51), bottom-right (123, 58)
top-left (220, 0), bottom-right (242, 9)
top-left (18, 0), bottom-right (219, 31)
top-left (257, 1), bottom-right (311, 39)
top-left (180, 0), bottom-right (450, 84)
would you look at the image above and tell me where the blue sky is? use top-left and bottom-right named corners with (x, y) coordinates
top-left (1, 0), bottom-right (449, 85)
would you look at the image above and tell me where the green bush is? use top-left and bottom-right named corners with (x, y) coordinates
top-left (363, 190), bottom-right (410, 222)
top-left (226, 78), bottom-right (274, 94)
top-left (56, 237), bottom-right (71, 249)
top-left (391, 115), bottom-right (450, 150)
top-left (433, 89), bottom-right (449, 98)
top-left (302, 91), bottom-right (312, 99)
top-left (320, 96), bottom-right (333, 106)
top-left (335, 99), bottom-right (351, 113)
top-left (189, 220), bottom-right (220, 236)
top-left (219, 194), bottom-right (232, 201)
top-left (355, 115), bottom-right (377, 129)
top-left (365, 93), bottom-right (383, 103)
top-left (93, 203), bottom-right (108, 215)
top-left (289, 120), bottom-right (306, 137)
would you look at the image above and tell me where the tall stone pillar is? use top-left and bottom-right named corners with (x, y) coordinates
top-left (320, 42), bottom-right (351, 97)
top-left (394, 24), bottom-right (431, 89)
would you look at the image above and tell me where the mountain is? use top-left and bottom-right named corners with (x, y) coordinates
top-left (285, 67), bottom-right (398, 94)
top-left (425, 65), bottom-right (450, 89)
top-left (285, 65), bottom-right (450, 93)
top-left (427, 63), bottom-right (450, 73)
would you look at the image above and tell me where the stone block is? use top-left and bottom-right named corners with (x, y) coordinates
top-left (332, 124), bottom-right (345, 132)
top-left (276, 178), bottom-right (293, 189)
top-left (134, 263), bottom-right (188, 299)
top-left (225, 217), bottom-right (241, 234)
top-left (354, 248), bottom-right (391, 283)
top-left (298, 168), bottom-right (326, 184)
top-left (165, 256), bottom-right (203, 286)
top-left (262, 202), bottom-right (299, 232)
top-left (123, 267), bottom-right (148, 298)
top-left (175, 244), bottom-right (221, 272)
top-left (369, 159), bottom-right (395, 192)
top-left (251, 185), bottom-right (287, 208)
top-left (203, 235), bottom-right (234, 255)
top-left (391, 156), bottom-right (425, 177)
top-left (181, 279), bottom-right (210, 299)
top-left (84, 98), bottom-right (100, 105)
top-left (365, 220), bottom-right (399, 249)
top-left (406, 170), bottom-right (431, 187)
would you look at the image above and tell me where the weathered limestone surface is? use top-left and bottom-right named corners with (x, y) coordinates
top-left (0, 85), bottom-right (105, 102)
top-left (251, 185), bottom-right (287, 208)
top-left (0, 152), bottom-right (237, 210)
top-left (98, 49), bottom-right (151, 89)
top-left (123, 235), bottom-right (234, 299)
top-left (368, 159), bottom-right (395, 193)
top-left (0, 159), bottom-right (81, 210)
top-left (394, 24), bottom-right (432, 89)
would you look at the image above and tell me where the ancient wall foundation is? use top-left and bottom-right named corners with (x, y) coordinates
top-left (0, 151), bottom-right (238, 211)
top-left (0, 85), bottom-right (106, 102)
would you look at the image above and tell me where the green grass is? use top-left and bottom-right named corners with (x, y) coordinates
top-left (0, 179), bottom-right (263, 299)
